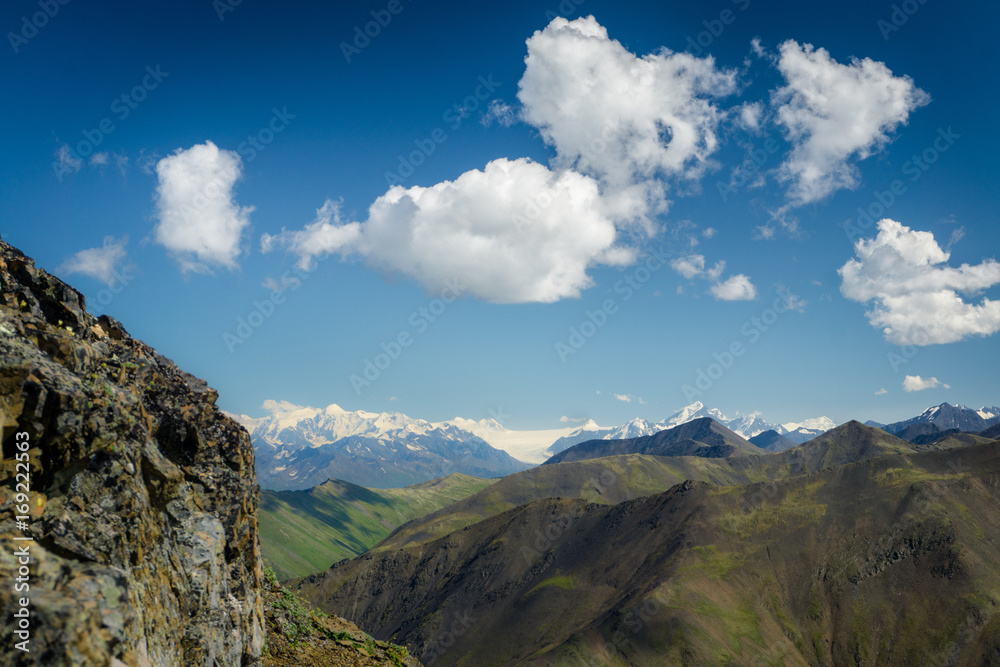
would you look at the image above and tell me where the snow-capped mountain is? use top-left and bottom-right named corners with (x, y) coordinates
top-left (235, 402), bottom-right (531, 490)
top-left (549, 402), bottom-right (835, 452)
top-left (237, 400), bottom-right (842, 490)
top-left (880, 403), bottom-right (1000, 436)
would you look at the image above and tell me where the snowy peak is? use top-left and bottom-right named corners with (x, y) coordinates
top-left (882, 402), bottom-right (1000, 435)
top-left (780, 416), bottom-right (836, 432)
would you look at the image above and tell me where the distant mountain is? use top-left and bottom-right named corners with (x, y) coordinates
top-left (259, 473), bottom-right (493, 580)
top-left (236, 404), bottom-right (531, 490)
top-left (375, 453), bottom-right (746, 553)
top-left (544, 417), bottom-right (764, 464)
top-left (293, 438), bottom-right (1000, 666)
top-left (549, 401), bottom-right (833, 452)
top-left (882, 402), bottom-right (1000, 435)
top-left (895, 422), bottom-right (946, 443)
top-left (748, 429), bottom-right (797, 452)
top-left (981, 423), bottom-right (1000, 440)
top-left (376, 422), bottom-right (931, 556)
top-left (778, 415), bottom-right (838, 443)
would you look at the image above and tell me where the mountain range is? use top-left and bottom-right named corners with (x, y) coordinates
top-left (869, 402), bottom-right (1000, 436)
top-left (236, 404), bottom-right (532, 489)
top-left (240, 400), bottom-right (836, 489)
top-left (291, 420), bottom-right (1000, 665)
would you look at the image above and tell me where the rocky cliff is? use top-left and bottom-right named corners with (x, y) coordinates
top-left (0, 239), bottom-right (263, 666)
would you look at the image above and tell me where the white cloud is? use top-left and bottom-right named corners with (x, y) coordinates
top-left (55, 144), bottom-right (82, 174)
top-left (702, 227), bottom-right (717, 239)
top-left (670, 254), bottom-right (725, 281)
top-left (945, 226), bottom-right (965, 251)
top-left (875, 388), bottom-right (888, 395)
top-left (518, 16), bottom-right (737, 221)
top-left (902, 375), bottom-right (949, 392)
top-left (481, 99), bottom-right (517, 127)
top-left (264, 158), bottom-right (634, 304)
top-left (264, 16), bottom-right (739, 304)
top-left (57, 236), bottom-right (128, 286)
top-left (773, 40), bottom-right (929, 206)
top-left (670, 255), bottom-right (705, 279)
top-left (154, 141), bottom-right (254, 273)
top-left (90, 152), bottom-right (109, 166)
top-left (737, 102), bottom-right (764, 132)
top-left (560, 415), bottom-right (586, 423)
top-left (839, 219), bottom-right (1000, 345)
top-left (614, 394), bottom-right (633, 403)
top-left (711, 274), bottom-right (758, 301)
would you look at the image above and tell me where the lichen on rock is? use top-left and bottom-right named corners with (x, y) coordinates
top-left (0, 239), bottom-right (264, 666)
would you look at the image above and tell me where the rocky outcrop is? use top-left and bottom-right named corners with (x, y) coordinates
top-left (0, 239), bottom-right (263, 666)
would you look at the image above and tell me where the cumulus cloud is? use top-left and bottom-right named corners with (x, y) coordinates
top-left (154, 141), bottom-right (254, 273)
top-left (518, 16), bottom-right (737, 221)
top-left (902, 375), bottom-right (949, 392)
top-left (773, 40), bottom-right (929, 206)
top-left (614, 394), bottom-right (632, 403)
top-left (711, 274), bottom-right (758, 301)
top-left (839, 219), bottom-right (1000, 345)
top-left (90, 152), bottom-right (109, 166)
top-left (875, 388), bottom-right (888, 395)
top-left (560, 415), bottom-right (587, 423)
top-left (57, 236), bottom-right (128, 286)
top-left (264, 158), bottom-right (634, 303)
top-left (266, 17), bottom-right (743, 303)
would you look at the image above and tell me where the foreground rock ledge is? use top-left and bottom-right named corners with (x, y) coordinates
top-left (0, 239), bottom-right (263, 666)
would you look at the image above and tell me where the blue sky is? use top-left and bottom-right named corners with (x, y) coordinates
top-left (3, 0), bottom-right (999, 429)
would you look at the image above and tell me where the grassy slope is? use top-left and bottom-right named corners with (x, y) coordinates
top-left (259, 473), bottom-right (494, 580)
top-left (295, 440), bottom-right (1000, 666)
top-left (375, 422), bottom-right (923, 552)
top-left (373, 454), bottom-right (745, 551)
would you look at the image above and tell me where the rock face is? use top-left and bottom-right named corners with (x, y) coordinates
top-left (0, 239), bottom-right (263, 665)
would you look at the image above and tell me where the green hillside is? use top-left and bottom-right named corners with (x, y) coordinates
top-left (293, 439), bottom-right (1000, 666)
top-left (259, 473), bottom-right (494, 580)
top-left (375, 422), bottom-right (921, 552)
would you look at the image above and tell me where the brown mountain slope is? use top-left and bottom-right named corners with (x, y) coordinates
top-left (376, 421), bottom-right (923, 552)
top-left (293, 440), bottom-right (1000, 666)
